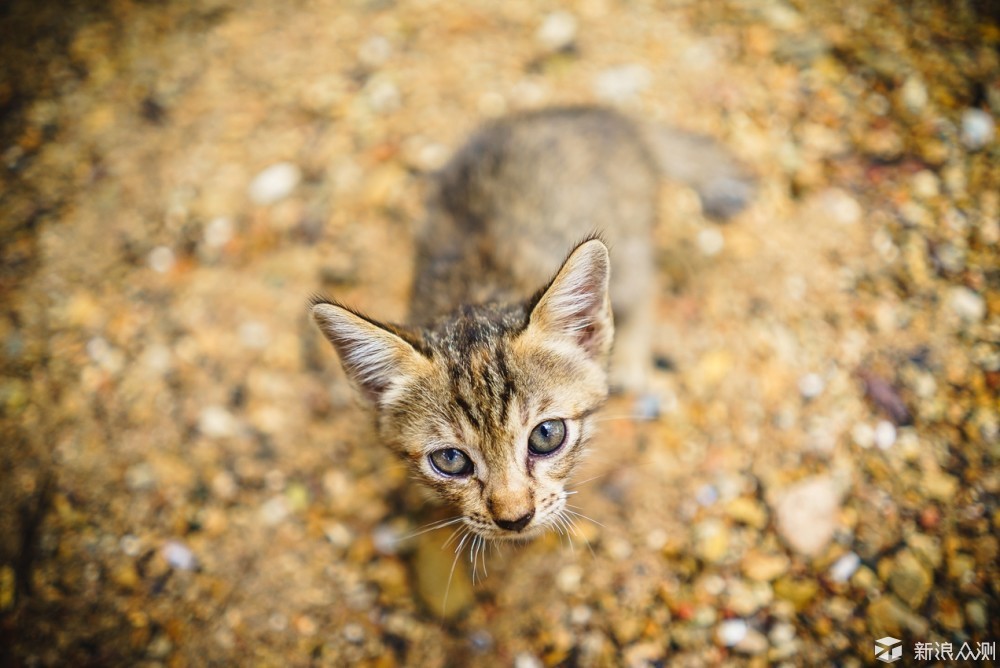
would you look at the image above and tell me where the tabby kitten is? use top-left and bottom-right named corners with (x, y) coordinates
top-left (312, 107), bottom-right (751, 539)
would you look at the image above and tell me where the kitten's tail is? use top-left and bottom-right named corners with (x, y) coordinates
top-left (641, 124), bottom-right (755, 220)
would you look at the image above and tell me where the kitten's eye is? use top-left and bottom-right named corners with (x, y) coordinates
top-left (528, 419), bottom-right (567, 455)
top-left (429, 448), bottom-right (473, 476)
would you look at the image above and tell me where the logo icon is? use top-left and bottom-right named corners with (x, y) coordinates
top-left (875, 636), bottom-right (903, 663)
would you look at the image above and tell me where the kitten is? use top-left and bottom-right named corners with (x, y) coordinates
top-left (312, 106), bottom-right (751, 540)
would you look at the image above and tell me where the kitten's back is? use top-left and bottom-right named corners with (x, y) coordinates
top-left (410, 106), bottom-right (751, 324)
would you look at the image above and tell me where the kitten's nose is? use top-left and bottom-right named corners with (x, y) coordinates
top-left (493, 510), bottom-right (534, 532)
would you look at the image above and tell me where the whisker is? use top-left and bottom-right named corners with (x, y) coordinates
top-left (565, 506), bottom-right (607, 528)
top-left (564, 513), bottom-right (597, 560)
top-left (397, 516), bottom-right (465, 542)
top-left (593, 414), bottom-right (649, 423)
top-left (442, 525), bottom-right (467, 550)
top-left (443, 528), bottom-right (470, 616)
top-left (566, 472), bottom-right (608, 490)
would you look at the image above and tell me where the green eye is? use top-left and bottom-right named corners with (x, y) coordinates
top-left (528, 419), bottom-right (567, 455)
top-left (429, 448), bottom-right (473, 476)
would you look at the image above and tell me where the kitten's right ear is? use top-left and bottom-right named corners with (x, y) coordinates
top-left (311, 302), bottom-right (427, 405)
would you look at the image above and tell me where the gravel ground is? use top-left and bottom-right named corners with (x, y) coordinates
top-left (1, 0), bottom-right (997, 665)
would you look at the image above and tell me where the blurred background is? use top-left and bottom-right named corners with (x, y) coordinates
top-left (1, 0), bottom-right (997, 665)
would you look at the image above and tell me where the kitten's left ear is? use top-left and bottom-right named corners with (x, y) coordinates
top-left (528, 238), bottom-right (614, 361)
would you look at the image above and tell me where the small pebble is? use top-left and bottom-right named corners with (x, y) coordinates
top-left (372, 524), bottom-right (400, 555)
top-left (734, 629), bottom-right (769, 655)
top-left (238, 321), bottom-right (271, 349)
top-left (268, 613), bottom-right (288, 632)
top-left (948, 286), bottom-right (986, 323)
top-left (592, 64), bottom-right (651, 102)
top-left (634, 392), bottom-right (660, 420)
top-left (120, 534), bottom-right (142, 557)
top-left (324, 523), bottom-right (353, 549)
top-left (249, 162), bottom-right (301, 205)
top-left (828, 551), bottom-right (861, 583)
top-left (211, 471), bottom-right (237, 500)
top-left (899, 75), bottom-right (928, 113)
top-left (696, 228), bottom-right (725, 256)
top-left (821, 188), bottom-right (862, 225)
top-left (769, 622), bottom-right (796, 645)
top-left (162, 540), bottom-right (197, 571)
top-left (773, 475), bottom-right (843, 557)
top-left (469, 629), bottom-right (493, 652)
top-left (260, 495), bottom-right (290, 526)
top-left (874, 420), bottom-right (896, 450)
top-left (365, 76), bottom-right (401, 113)
top-left (536, 11), bottom-right (578, 52)
top-left (358, 35), bottom-right (392, 67)
top-left (199, 405), bottom-right (238, 439)
top-left (695, 484), bottom-right (719, 506)
top-left (556, 564), bottom-right (583, 594)
top-left (911, 170), bottom-right (940, 199)
top-left (716, 619), bottom-right (748, 647)
top-left (203, 217), bottom-right (234, 249)
top-left (148, 246), bottom-right (175, 273)
top-left (124, 463), bottom-right (156, 491)
top-left (570, 605), bottom-right (593, 625)
top-left (960, 108), bottom-right (995, 150)
top-left (514, 652), bottom-right (543, 668)
top-left (645, 528), bottom-right (668, 551)
top-left (342, 623), bottom-right (365, 644)
top-left (797, 373), bottom-right (825, 399)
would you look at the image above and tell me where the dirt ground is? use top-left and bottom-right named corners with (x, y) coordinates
top-left (1, 0), bottom-right (998, 665)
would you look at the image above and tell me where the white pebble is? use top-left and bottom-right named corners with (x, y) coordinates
top-left (260, 495), bottom-right (290, 526)
top-left (148, 245), bottom-right (176, 273)
top-left (874, 420), bottom-right (897, 450)
top-left (646, 528), bottom-right (668, 551)
top-left (828, 551), bottom-right (861, 582)
top-left (358, 35), bottom-right (392, 67)
top-left (717, 619), bottom-right (748, 647)
top-left (514, 653), bottom-right (543, 668)
top-left (900, 75), bottom-right (928, 113)
top-left (852, 423), bottom-right (875, 449)
top-left (773, 475), bottom-right (843, 557)
top-left (697, 228), bottom-right (725, 256)
top-left (249, 162), bottom-right (301, 205)
top-left (797, 373), bottom-right (825, 399)
top-left (142, 344), bottom-right (172, 374)
top-left (948, 286), bottom-right (986, 323)
top-left (372, 524), bottom-right (400, 555)
top-left (365, 76), bottom-right (401, 113)
top-left (120, 534), bottom-right (142, 557)
top-left (696, 484), bottom-right (719, 506)
top-left (324, 522), bottom-right (354, 549)
top-left (592, 64), bottom-right (651, 103)
top-left (911, 170), bottom-right (940, 199)
top-left (86, 337), bottom-right (111, 363)
top-left (204, 217), bottom-right (234, 249)
top-left (570, 605), bottom-right (592, 625)
top-left (960, 108), bottom-right (995, 151)
top-left (769, 622), bottom-right (796, 645)
top-left (536, 11), bottom-right (578, 52)
top-left (557, 564), bottom-right (583, 594)
top-left (162, 540), bottom-right (197, 570)
top-left (238, 321), bottom-right (271, 349)
top-left (199, 405), bottom-right (237, 438)
top-left (821, 188), bottom-right (862, 225)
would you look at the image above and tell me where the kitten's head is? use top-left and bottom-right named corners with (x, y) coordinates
top-left (312, 239), bottom-right (613, 539)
